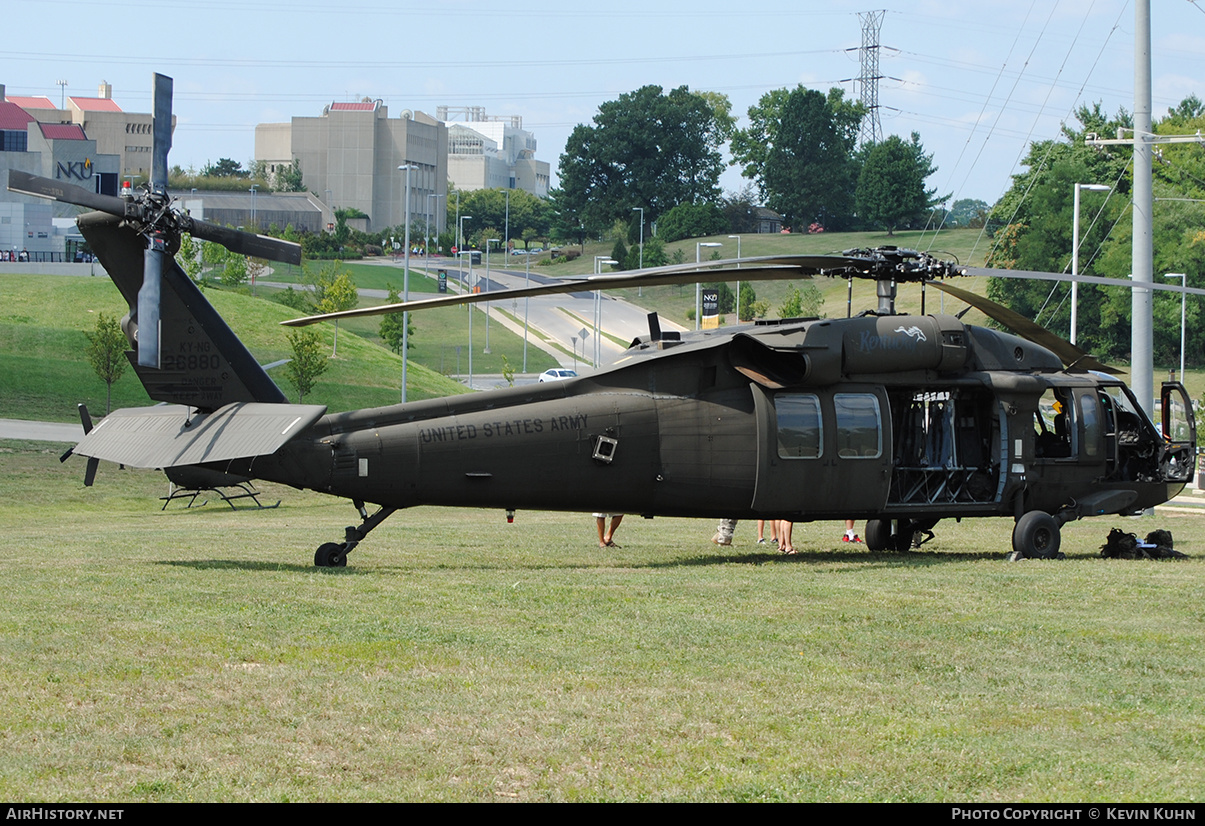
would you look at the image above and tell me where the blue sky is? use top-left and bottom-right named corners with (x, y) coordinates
top-left (4, 0), bottom-right (1204, 207)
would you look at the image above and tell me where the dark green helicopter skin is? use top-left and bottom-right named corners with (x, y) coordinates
top-left (72, 211), bottom-right (1196, 566)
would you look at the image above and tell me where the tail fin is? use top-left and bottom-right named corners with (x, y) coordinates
top-left (79, 212), bottom-right (287, 410)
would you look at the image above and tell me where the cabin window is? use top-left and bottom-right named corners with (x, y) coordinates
top-left (835, 393), bottom-right (882, 459)
top-left (775, 393), bottom-right (822, 459)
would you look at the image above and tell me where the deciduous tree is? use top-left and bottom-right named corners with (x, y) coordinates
top-left (285, 329), bottom-right (327, 402)
top-left (379, 286), bottom-right (414, 355)
top-left (731, 87), bottom-right (864, 230)
top-left (557, 85), bottom-right (730, 235)
top-left (85, 312), bottom-right (127, 414)
top-left (855, 133), bottom-right (944, 234)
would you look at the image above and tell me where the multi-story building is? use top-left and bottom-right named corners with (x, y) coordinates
top-left (1, 84), bottom-right (122, 258)
top-left (438, 106), bottom-right (550, 198)
top-left (255, 100), bottom-right (447, 234)
top-left (6, 80), bottom-right (171, 184)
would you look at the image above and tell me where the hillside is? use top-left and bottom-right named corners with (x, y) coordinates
top-left (0, 274), bottom-right (470, 423)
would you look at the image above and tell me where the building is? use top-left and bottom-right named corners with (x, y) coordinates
top-left (255, 100), bottom-right (447, 234)
top-left (170, 190), bottom-right (326, 235)
top-left (438, 106), bottom-right (550, 198)
top-left (6, 80), bottom-right (173, 184)
top-left (1, 84), bottom-right (122, 258)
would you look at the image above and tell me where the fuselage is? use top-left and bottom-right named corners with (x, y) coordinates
top-left (239, 313), bottom-right (1193, 524)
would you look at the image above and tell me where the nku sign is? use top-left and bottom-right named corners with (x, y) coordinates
top-left (56, 158), bottom-right (94, 181)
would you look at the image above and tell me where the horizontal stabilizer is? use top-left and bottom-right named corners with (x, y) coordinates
top-left (73, 402), bottom-right (326, 469)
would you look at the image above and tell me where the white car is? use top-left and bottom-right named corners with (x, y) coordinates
top-left (538, 368), bottom-right (578, 383)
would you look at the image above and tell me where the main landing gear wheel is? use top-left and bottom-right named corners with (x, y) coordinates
top-left (315, 542), bottom-right (347, 567)
top-left (1011, 511), bottom-right (1062, 560)
top-left (865, 518), bottom-right (892, 551)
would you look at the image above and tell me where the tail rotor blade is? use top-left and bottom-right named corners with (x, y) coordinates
top-left (78, 403), bottom-right (94, 435)
top-left (83, 457), bottom-right (99, 487)
top-left (138, 236), bottom-right (165, 368)
top-left (150, 73), bottom-right (173, 193)
top-left (61, 405), bottom-right (94, 470)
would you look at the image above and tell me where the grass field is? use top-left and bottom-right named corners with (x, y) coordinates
top-left (1, 438), bottom-right (1202, 802)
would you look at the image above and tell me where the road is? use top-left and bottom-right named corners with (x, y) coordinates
top-left (350, 256), bottom-right (689, 372)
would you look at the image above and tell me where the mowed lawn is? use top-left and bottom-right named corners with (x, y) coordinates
top-left (0, 440), bottom-right (1202, 802)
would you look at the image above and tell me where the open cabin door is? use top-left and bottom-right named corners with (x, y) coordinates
top-left (751, 385), bottom-right (891, 517)
top-left (1161, 381), bottom-right (1197, 484)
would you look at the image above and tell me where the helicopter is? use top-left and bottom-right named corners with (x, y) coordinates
top-left (8, 74), bottom-right (1199, 566)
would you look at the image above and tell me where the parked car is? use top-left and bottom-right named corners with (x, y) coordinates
top-left (538, 368), bottom-right (578, 383)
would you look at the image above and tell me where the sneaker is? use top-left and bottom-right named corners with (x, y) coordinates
top-left (711, 533), bottom-right (732, 547)
top-left (842, 534), bottom-right (863, 543)
top-left (757, 538), bottom-right (767, 544)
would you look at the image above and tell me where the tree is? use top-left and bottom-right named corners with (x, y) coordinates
top-left (201, 239), bottom-right (228, 280)
top-left (557, 85), bottom-right (730, 235)
top-left (946, 198), bottom-right (990, 228)
top-left (984, 103), bottom-right (1132, 354)
top-left (284, 329), bottom-right (327, 403)
top-left (379, 286), bottom-right (414, 355)
top-left (275, 159), bottom-right (305, 192)
top-left (721, 185), bottom-right (760, 234)
top-left (855, 133), bottom-right (944, 234)
top-left (85, 312), bottom-right (127, 414)
top-left (778, 285), bottom-right (824, 319)
top-left (221, 253), bottom-right (248, 288)
top-left (175, 233), bottom-right (202, 282)
top-left (738, 282), bottom-right (765, 321)
top-left (201, 157), bottom-right (249, 178)
top-left (731, 86), bottom-right (864, 230)
top-left (445, 188), bottom-right (551, 248)
top-left (656, 202), bottom-right (727, 243)
top-left (610, 238), bottom-right (628, 271)
top-left (314, 264), bottom-right (358, 356)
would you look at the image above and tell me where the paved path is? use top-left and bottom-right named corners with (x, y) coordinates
top-left (0, 418), bottom-right (83, 442)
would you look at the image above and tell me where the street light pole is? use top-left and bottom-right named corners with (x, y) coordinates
top-left (1165, 273), bottom-right (1187, 382)
top-left (1071, 182), bottom-right (1110, 345)
top-left (458, 215), bottom-right (472, 254)
top-left (728, 234), bottom-right (742, 320)
top-left (523, 244), bottom-right (531, 373)
top-left (426, 193), bottom-right (444, 279)
top-left (484, 238), bottom-right (498, 354)
top-left (398, 164), bottom-right (417, 402)
top-left (636, 206), bottom-right (645, 267)
top-left (593, 256), bottom-right (617, 367)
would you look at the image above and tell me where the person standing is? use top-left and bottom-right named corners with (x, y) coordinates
top-left (595, 513), bottom-right (623, 548)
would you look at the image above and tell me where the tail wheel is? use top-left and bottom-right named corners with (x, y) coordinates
top-left (315, 543), bottom-right (347, 567)
top-left (1012, 511), bottom-right (1061, 559)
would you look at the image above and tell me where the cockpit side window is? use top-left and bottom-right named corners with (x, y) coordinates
top-left (1078, 392), bottom-right (1101, 458)
top-left (1034, 388), bottom-right (1075, 459)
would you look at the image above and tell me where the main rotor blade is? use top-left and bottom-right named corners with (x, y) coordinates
top-left (150, 73), bottom-right (173, 194)
top-left (963, 266), bottom-right (1205, 298)
top-left (930, 281), bottom-right (1123, 374)
top-left (281, 259), bottom-right (837, 327)
top-left (6, 169), bottom-right (129, 216)
top-left (184, 217), bottom-right (302, 265)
